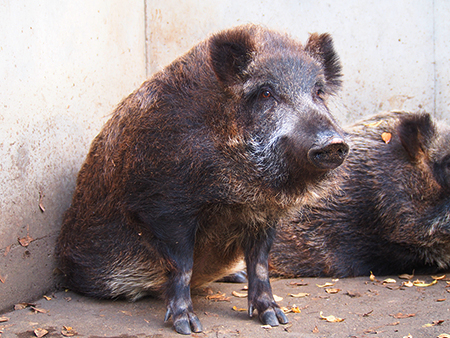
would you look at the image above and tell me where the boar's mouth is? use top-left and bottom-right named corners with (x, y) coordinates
top-left (307, 137), bottom-right (349, 170)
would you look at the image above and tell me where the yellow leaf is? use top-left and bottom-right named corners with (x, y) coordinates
top-left (325, 288), bottom-right (341, 294)
top-left (319, 311), bottom-right (344, 322)
top-left (413, 279), bottom-right (438, 287)
top-left (291, 306), bottom-right (301, 313)
top-left (369, 272), bottom-right (376, 281)
top-left (43, 295), bottom-right (51, 301)
top-left (382, 278), bottom-right (397, 284)
top-left (363, 120), bottom-right (383, 128)
top-left (231, 306), bottom-right (246, 312)
top-left (431, 275), bottom-right (446, 280)
top-left (288, 292), bottom-right (309, 298)
top-left (231, 290), bottom-right (248, 298)
top-left (316, 282), bottom-right (335, 288)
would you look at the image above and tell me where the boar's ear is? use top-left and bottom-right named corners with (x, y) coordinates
top-left (305, 33), bottom-right (342, 94)
top-left (398, 113), bottom-right (436, 161)
top-left (209, 28), bottom-right (255, 86)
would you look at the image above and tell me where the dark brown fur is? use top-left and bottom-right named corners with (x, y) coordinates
top-left (270, 110), bottom-right (450, 278)
top-left (56, 24), bottom-right (348, 334)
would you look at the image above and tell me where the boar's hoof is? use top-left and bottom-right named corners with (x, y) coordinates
top-left (308, 137), bottom-right (348, 170)
top-left (260, 306), bottom-right (289, 326)
top-left (165, 307), bottom-right (203, 335)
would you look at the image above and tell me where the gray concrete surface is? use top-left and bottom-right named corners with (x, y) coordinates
top-left (1, 275), bottom-right (449, 337)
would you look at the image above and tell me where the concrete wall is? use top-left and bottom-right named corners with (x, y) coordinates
top-left (1, 0), bottom-right (449, 312)
top-left (147, 0), bottom-right (450, 124)
top-left (0, 1), bottom-right (146, 312)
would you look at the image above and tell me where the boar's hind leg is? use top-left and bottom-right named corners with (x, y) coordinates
top-left (245, 227), bottom-right (288, 326)
top-left (161, 219), bottom-right (202, 335)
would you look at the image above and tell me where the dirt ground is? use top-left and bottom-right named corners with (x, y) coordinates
top-left (1, 274), bottom-right (450, 338)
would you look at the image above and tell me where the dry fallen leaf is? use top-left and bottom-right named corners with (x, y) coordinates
top-left (280, 306), bottom-right (301, 314)
top-left (232, 290), bottom-right (248, 298)
top-left (319, 311), bottom-right (344, 322)
top-left (231, 306), bottom-right (246, 312)
top-left (312, 325), bottom-right (319, 333)
top-left (390, 313), bottom-right (416, 319)
top-left (273, 294), bottom-right (283, 302)
top-left (61, 326), bottom-right (77, 336)
top-left (18, 234), bottom-right (34, 247)
top-left (43, 295), bottom-right (51, 301)
top-left (381, 132), bottom-right (392, 144)
top-left (431, 275), bottom-right (446, 280)
top-left (369, 271), bottom-right (377, 281)
top-left (399, 273), bottom-right (414, 280)
top-left (413, 279), bottom-right (437, 287)
top-left (31, 307), bottom-right (48, 314)
top-left (325, 288), bottom-right (341, 294)
top-left (437, 334), bottom-right (450, 338)
top-left (289, 292), bottom-right (309, 298)
top-left (0, 317), bottom-right (9, 323)
top-left (34, 328), bottom-right (48, 337)
top-left (206, 292), bottom-right (230, 302)
top-left (382, 278), bottom-right (397, 284)
top-left (261, 324), bottom-right (272, 330)
top-left (289, 281), bottom-right (308, 286)
top-left (402, 281), bottom-right (414, 287)
top-left (422, 320), bottom-right (444, 327)
top-left (364, 120), bottom-right (383, 128)
top-left (14, 303), bottom-right (36, 310)
top-left (317, 282), bottom-right (335, 288)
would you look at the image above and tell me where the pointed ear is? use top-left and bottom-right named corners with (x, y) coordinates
top-left (398, 113), bottom-right (436, 161)
top-left (305, 33), bottom-right (342, 93)
top-left (209, 28), bottom-right (255, 86)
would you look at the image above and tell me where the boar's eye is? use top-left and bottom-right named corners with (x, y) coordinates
top-left (259, 88), bottom-right (272, 99)
top-left (314, 83), bottom-right (326, 100)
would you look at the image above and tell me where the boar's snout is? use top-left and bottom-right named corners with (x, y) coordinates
top-left (308, 135), bottom-right (349, 170)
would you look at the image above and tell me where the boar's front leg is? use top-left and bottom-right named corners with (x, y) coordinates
top-left (245, 226), bottom-right (288, 326)
top-left (160, 218), bottom-right (202, 335)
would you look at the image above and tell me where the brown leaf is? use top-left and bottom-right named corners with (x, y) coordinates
top-left (18, 235), bottom-right (33, 247)
top-left (381, 132), bottom-right (392, 144)
top-left (206, 292), bottom-right (230, 302)
top-left (14, 302), bottom-right (36, 310)
top-left (34, 328), bottom-right (48, 337)
top-left (289, 281), bottom-right (308, 286)
top-left (390, 312), bottom-right (416, 319)
top-left (43, 295), bottom-right (51, 301)
top-left (398, 273), bottom-right (414, 280)
top-left (39, 191), bottom-right (45, 212)
top-left (0, 317), bottom-right (9, 323)
top-left (31, 307), bottom-right (48, 314)
top-left (346, 291), bottom-right (362, 298)
top-left (312, 326), bottom-right (319, 333)
top-left (4, 244), bottom-right (12, 257)
top-left (61, 326), bottom-right (77, 337)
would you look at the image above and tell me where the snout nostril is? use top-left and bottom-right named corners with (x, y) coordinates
top-left (308, 141), bottom-right (349, 170)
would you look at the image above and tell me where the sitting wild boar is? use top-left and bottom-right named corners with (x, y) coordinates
top-left (56, 24), bottom-right (348, 334)
top-left (270, 110), bottom-right (450, 278)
